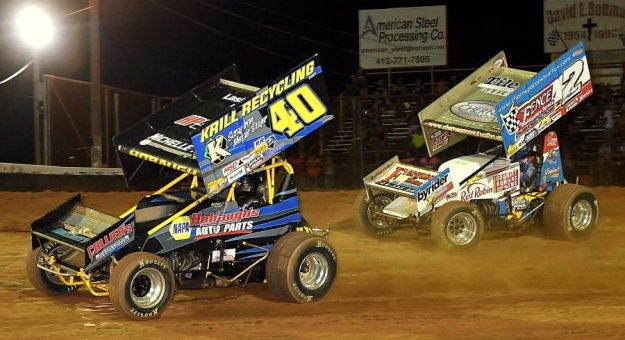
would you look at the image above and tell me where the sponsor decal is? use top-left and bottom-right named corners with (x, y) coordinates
top-left (87, 223), bottom-right (134, 261)
top-left (227, 115), bottom-right (268, 147)
top-left (460, 182), bottom-right (494, 201)
top-left (169, 209), bottom-right (260, 241)
top-left (415, 169), bottom-right (451, 202)
top-left (204, 135), bottom-right (231, 165)
top-left (190, 209), bottom-right (260, 226)
top-left (50, 227), bottom-right (92, 243)
top-left (206, 178), bottom-right (227, 194)
top-left (375, 166), bottom-right (432, 194)
top-left (139, 133), bottom-right (195, 157)
top-left (494, 167), bottom-right (519, 192)
top-left (252, 135), bottom-right (277, 156)
top-left (222, 159), bottom-right (244, 176)
top-left (174, 115), bottom-right (208, 129)
top-left (478, 76), bottom-right (520, 96)
top-left (517, 85), bottom-right (555, 129)
top-left (222, 93), bottom-right (246, 103)
top-left (199, 110), bottom-right (238, 143)
top-left (253, 143), bottom-right (269, 155)
top-left (226, 166), bottom-right (247, 183)
top-left (430, 129), bottom-right (453, 151)
top-left (544, 167), bottom-right (561, 178)
top-left (449, 100), bottom-right (497, 123)
top-left (512, 195), bottom-right (529, 211)
top-left (61, 222), bottom-right (98, 238)
top-left (194, 222), bottom-right (254, 240)
top-left (211, 248), bottom-right (236, 263)
top-left (543, 131), bottom-right (559, 151)
top-left (200, 60), bottom-right (316, 142)
top-left (423, 121), bottom-right (502, 140)
top-left (245, 154), bottom-right (266, 171)
top-left (573, 48), bottom-right (583, 57)
top-left (126, 148), bottom-right (199, 175)
top-left (500, 85), bottom-right (556, 138)
top-left (169, 216), bottom-right (191, 241)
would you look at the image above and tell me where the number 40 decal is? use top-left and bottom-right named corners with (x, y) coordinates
top-left (268, 84), bottom-right (327, 137)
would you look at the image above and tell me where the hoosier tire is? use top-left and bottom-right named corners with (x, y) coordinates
top-left (431, 201), bottom-right (485, 251)
top-left (543, 184), bottom-right (598, 240)
top-left (108, 252), bottom-right (175, 320)
top-left (266, 232), bottom-right (337, 303)
top-left (26, 246), bottom-right (78, 296)
top-left (354, 190), bottom-right (397, 237)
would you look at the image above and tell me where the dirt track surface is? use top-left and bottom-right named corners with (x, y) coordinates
top-left (2, 188), bottom-right (625, 339)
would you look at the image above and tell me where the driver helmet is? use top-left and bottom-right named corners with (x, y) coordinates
top-left (235, 175), bottom-right (259, 194)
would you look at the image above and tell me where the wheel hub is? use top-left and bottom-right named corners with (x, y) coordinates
top-left (130, 267), bottom-right (166, 309)
top-left (571, 199), bottom-right (593, 231)
top-left (446, 212), bottom-right (478, 246)
top-left (299, 252), bottom-right (329, 291)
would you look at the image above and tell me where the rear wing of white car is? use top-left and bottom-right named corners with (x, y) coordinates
top-left (420, 42), bottom-right (592, 158)
top-left (419, 52), bottom-right (535, 156)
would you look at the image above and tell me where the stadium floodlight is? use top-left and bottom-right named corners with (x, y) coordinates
top-left (15, 5), bottom-right (55, 49)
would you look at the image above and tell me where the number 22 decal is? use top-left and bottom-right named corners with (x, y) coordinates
top-left (268, 84), bottom-right (327, 137)
top-left (560, 59), bottom-right (584, 103)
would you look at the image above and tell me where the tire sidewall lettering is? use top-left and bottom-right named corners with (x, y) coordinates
top-left (125, 260), bottom-right (170, 317)
top-left (316, 240), bottom-right (337, 262)
top-left (129, 307), bottom-right (159, 318)
top-left (138, 259), bottom-right (167, 270)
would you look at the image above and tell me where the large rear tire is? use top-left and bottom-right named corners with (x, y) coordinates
top-left (543, 184), bottom-right (598, 240)
top-left (109, 252), bottom-right (175, 320)
top-left (266, 232), bottom-right (337, 303)
top-left (431, 201), bottom-right (484, 251)
top-left (26, 245), bottom-right (78, 296)
top-left (354, 190), bottom-right (397, 237)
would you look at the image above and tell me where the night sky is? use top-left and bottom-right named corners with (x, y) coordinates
top-left (0, 0), bottom-right (548, 163)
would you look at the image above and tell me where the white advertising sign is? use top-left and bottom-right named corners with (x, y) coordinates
top-left (358, 6), bottom-right (447, 69)
top-left (544, 0), bottom-right (625, 52)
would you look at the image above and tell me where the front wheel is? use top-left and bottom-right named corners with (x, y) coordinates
top-left (543, 184), bottom-right (598, 240)
top-left (354, 190), bottom-right (397, 237)
top-left (108, 252), bottom-right (175, 320)
top-left (431, 201), bottom-right (484, 251)
top-left (266, 232), bottom-right (337, 303)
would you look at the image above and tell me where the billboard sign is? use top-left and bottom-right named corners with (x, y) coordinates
top-left (358, 6), bottom-right (447, 69)
top-left (544, 0), bottom-right (625, 52)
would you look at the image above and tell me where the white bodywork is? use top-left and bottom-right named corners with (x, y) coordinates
top-left (363, 154), bottom-right (521, 219)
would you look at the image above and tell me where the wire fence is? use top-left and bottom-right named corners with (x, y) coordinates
top-left (44, 75), bottom-right (174, 167)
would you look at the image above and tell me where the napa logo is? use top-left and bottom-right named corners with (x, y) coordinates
top-left (169, 216), bottom-right (191, 241)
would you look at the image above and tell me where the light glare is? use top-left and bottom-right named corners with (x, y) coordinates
top-left (16, 6), bottom-right (54, 49)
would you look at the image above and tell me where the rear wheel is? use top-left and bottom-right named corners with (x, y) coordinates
top-left (109, 252), bottom-right (175, 320)
top-left (266, 232), bottom-right (337, 303)
top-left (431, 201), bottom-right (484, 251)
top-left (26, 245), bottom-right (78, 296)
top-left (543, 184), bottom-right (598, 240)
top-left (354, 190), bottom-right (397, 237)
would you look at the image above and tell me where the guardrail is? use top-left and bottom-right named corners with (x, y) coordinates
top-left (0, 163), bottom-right (128, 192)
